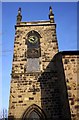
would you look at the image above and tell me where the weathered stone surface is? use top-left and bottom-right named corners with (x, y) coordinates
top-left (9, 21), bottom-right (61, 119)
top-left (62, 53), bottom-right (79, 120)
top-left (8, 11), bottom-right (78, 120)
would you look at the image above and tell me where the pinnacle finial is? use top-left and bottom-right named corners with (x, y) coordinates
top-left (18, 7), bottom-right (21, 14)
top-left (16, 7), bottom-right (22, 24)
top-left (49, 6), bottom-right (53, 15)
top-left (49, 6), bottom-right (54, 23)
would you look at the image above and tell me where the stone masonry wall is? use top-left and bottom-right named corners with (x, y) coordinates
top-left (8, 21), bottom-right (59, 119)
top-left (9, 20), bottom-right (73, 120)
top-left (39, 52), bottom-right (71, 119)
top-left (62, 53), bottom-right (79, 120)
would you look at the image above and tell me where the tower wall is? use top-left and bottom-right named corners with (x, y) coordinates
top-left (8, 21), bottom-right (60, 119)
top-left (8, 7), bottom-right (72, 120)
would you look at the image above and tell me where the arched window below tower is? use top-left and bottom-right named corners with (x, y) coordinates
top-left (22, 104), bottom-right (46, 120)
top-left (28, 110), bottom-right (40, 119)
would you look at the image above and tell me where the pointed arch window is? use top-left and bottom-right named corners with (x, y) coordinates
top-left (26, 30), bottom-right (41, 58)
top-left (22, 104), bottom-right (46, 120)
top-left (26, 30), bottom-right (41, 72)
top-left (28, 110), bottom-right (40, 119)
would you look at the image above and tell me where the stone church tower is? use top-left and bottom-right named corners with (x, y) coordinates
top-left (8, 7), bottom-right (71, 120)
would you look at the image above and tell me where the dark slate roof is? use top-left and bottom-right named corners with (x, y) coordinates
top-left (60, 51), bottom-right (79, 55)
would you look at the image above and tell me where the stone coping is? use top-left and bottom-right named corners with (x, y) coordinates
top-left (60, 51), bottom-right (79, 55)
top-left (15, 20), bottom-right (56, 28)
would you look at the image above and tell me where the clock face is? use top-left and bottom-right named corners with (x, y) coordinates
top-left (28, 35), bottom-right (38, 44)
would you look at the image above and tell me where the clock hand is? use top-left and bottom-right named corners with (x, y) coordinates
top-left (30, 38), bottom-right (35, 41)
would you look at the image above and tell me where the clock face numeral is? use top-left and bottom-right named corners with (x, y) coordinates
top-left (28, 35), bottom-right (38, 44)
